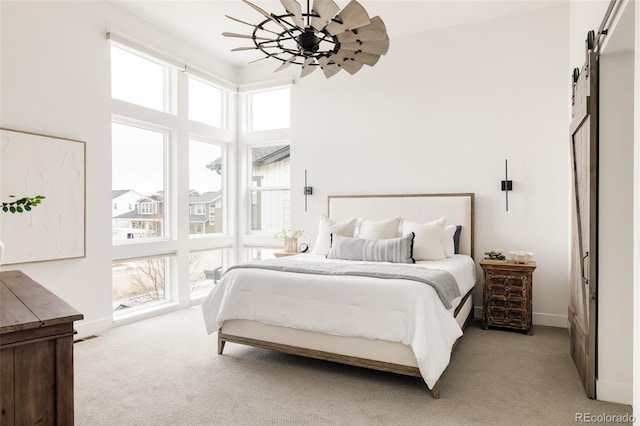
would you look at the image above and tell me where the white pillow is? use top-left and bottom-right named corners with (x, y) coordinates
top-left (357, 216), bottom-right (402, 239)
top-left (443, 225), bottom-right (457, 258)
top-left (402, 217), bottom-right (447, 261)
top-left (311, 214), bottom-right (358, 255)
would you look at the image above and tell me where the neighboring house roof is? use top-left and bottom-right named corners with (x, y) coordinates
top-left (252, 145), bottom-right (290, 166)
top-left (189, 191), bottom-right (221, 203)
top-left (113, 210), bottom-right (162, 219)
top-left (206, 158), bottom-right (222, 172)
top-left (206, 145), bottom-right (290, 173)
top-left (112, 189), bottom-right (137, 199)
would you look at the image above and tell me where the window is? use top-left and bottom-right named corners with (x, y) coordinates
top-left (111, 45), bottom-right (166, 112)
top-left (189, 139), bottom-right (224, 236)
top-left (249, 88), bottom-right (290, 131)
top-left (250, 144), bottom-right (291, 232)
top-left (189, 249), bottom-right (228, 297)
top-left (188, 76), bottom-right (223, 127)
top-left (139, 202), bottom-right (155, 215)
top-left (112, 123), bottom-right (166, 242)
top-left (239, 85), bottom-right (291, 259)
top-left (111, 37), bottom-right (235, 317)
top-left (113, 256), bottom-right (169, 312)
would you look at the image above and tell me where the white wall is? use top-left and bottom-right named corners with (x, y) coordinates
top-left (283, 5), bottom-right (571, 327)
top-left (0, 1), bottom-right (236, 337)
top-left (599, 48), bottom-right (634, 405)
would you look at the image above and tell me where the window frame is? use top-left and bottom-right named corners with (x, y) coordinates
top-left (187, 136), bottom-right (229, 239)
top-left (238, 83), bottom-right (292, 259)
top-left (111, 118), bottom-right (172, 244)
top-left (187, 74), bottom-right (227, 129)
top-left (110, 43), bottom-right (174, 114)
top-left (247, 142), bottom-right (291, 235)
top-left (110, 36), bottom-right (237, 319)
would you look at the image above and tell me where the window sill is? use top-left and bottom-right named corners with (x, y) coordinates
top-left (113, 301), bottom-right (181, 327)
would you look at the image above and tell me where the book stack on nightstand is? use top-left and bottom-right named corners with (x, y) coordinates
top-left (479, 259), bottom-right (537, 335)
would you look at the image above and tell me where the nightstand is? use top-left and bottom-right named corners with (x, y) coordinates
top-left (480, 259), bottom-right (537, 335)
top-left (274, 251), bottom-right (298, 258)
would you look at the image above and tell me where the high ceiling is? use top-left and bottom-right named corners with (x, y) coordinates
top-left (110, 0), bottom-right (564, 67)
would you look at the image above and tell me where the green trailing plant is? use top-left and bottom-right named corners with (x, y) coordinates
top-left (1, 195), bottom-right (46, 214)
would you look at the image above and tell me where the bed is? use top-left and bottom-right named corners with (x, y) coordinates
top-left (202, 193), bottom-right (476, 398)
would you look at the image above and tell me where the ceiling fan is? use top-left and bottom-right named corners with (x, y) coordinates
top-left (223, 0), bottom-right (389, 79)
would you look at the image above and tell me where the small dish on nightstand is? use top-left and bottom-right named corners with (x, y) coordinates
top-left (510, 251), bottom-right (534, 263)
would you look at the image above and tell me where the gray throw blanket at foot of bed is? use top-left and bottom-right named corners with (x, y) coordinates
top-left (225, 259), bottom-right (461, 309)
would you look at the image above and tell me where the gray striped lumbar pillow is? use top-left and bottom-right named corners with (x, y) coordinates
top-left (326, 233), bottom-right (415, 264)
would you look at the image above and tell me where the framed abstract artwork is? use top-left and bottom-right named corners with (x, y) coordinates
top-left (0, 128), bottom-right (86, 264)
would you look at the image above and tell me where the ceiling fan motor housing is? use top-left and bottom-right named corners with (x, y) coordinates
top-left (298, 28), bottom-right (322, 56)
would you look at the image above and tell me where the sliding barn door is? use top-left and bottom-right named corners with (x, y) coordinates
top-left (568, 48), bottom-right (598, 399)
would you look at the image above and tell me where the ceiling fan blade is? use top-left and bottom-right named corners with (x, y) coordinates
top-left (338, 59), bottom-right (363, 75)
top-left (334, 49), bottom-right (380, 66)
top-left (280, 0), bottom-right (304, 29)
top-left (317, 56), bottom-right (342, 78)
top-left (232, 45), bottom-right (278, 52)
top-left (336, 16), bottom-right (387, 43)
top-left (325, 0), bottom-right (370, 35)
top-left (310, 0), bottom-right (340, 31)
top-left (340, 36), bottom-right (389, 55)
top-left (248, 56), bottom-right (270, 64)
top-left (300, 57), bottom-right (318, 78)
top-left (223, 32), bottom-right (276, 41)
top-left (225, 15), bottom-right (281, 36)
top-left (274, 55), bottom-right (297, 72)
top-left (243, 0), bottom-right (291, 33)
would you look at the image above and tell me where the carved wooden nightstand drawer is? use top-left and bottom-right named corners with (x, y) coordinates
top-left (480, 260), bottom-right (536, 335)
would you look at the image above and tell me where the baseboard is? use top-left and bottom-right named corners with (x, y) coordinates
top-left (473, 307), bottom-right (567, 329)
top-left (474, 306), bottom-right (483, 321)
top-left (597, 378), bottom-right (633, 405)
top-left (532, 312), bottom-right (567, 328)
top-left (74, 317), bottom-right (113, 340)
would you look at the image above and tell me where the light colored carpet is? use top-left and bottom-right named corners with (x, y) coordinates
top-left (74, 306), bottom-right (633, 425)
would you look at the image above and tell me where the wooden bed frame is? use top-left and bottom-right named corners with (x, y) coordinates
top-left (217, 193), bottom-right (475, 399)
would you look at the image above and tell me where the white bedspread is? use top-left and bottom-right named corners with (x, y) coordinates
top-left (202, 254), bottom-right (476, 389)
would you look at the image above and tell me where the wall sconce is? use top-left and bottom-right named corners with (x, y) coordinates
top-left (501, 159), bottom-right (513, 212)
top-left (304, 169), bottom-right (313, 212)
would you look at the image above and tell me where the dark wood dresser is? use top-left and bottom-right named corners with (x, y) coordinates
top-left (480, 260), bottom-right (536, 335)
top-left (0, 270), bottom-right (83, 425)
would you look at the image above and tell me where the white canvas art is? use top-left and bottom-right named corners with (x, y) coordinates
top-left (0, 129), bottom-right (85, 264)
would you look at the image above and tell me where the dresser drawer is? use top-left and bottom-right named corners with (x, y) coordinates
top-left (487, 308), bottom-right (526, 327)
top-left (488, 297), bottom-right (523, 310)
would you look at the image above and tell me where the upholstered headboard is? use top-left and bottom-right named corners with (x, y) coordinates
top-left (328, 193), bottom-right (475, 259)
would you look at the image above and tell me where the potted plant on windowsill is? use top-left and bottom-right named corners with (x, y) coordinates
top-left (273, 229), bottom-right (304, 253)
top-left (0, 195), bottom-right (46, 263)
